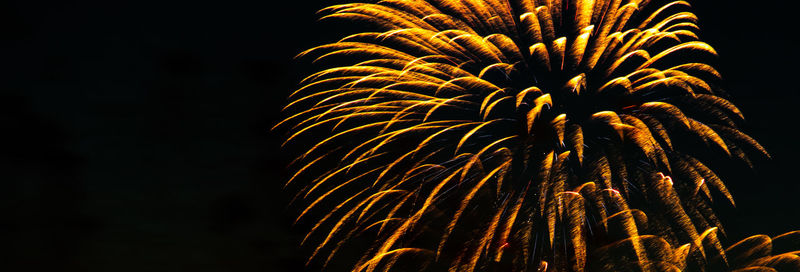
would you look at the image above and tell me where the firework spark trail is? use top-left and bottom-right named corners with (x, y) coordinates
top-left (276, 0), bottom-right (800, 271)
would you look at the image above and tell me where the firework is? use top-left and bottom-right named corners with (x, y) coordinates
top-left (276, 0), bottom-right (799, 271)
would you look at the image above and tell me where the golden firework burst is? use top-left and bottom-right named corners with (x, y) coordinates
top-left (276, 0), bottom-right (800, 271)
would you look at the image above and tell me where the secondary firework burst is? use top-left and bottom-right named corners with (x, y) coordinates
top-left (276, 0), bottom-right (800, 271)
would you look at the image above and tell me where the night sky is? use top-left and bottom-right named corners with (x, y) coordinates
top-left (2, 0), bottom-right (798, 271)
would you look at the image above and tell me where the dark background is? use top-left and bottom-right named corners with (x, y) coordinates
top-left (1, 0), bottom-right (797, 271)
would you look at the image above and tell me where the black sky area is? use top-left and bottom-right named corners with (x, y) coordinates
top-left (2, 0), bottom-right (798, 271)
